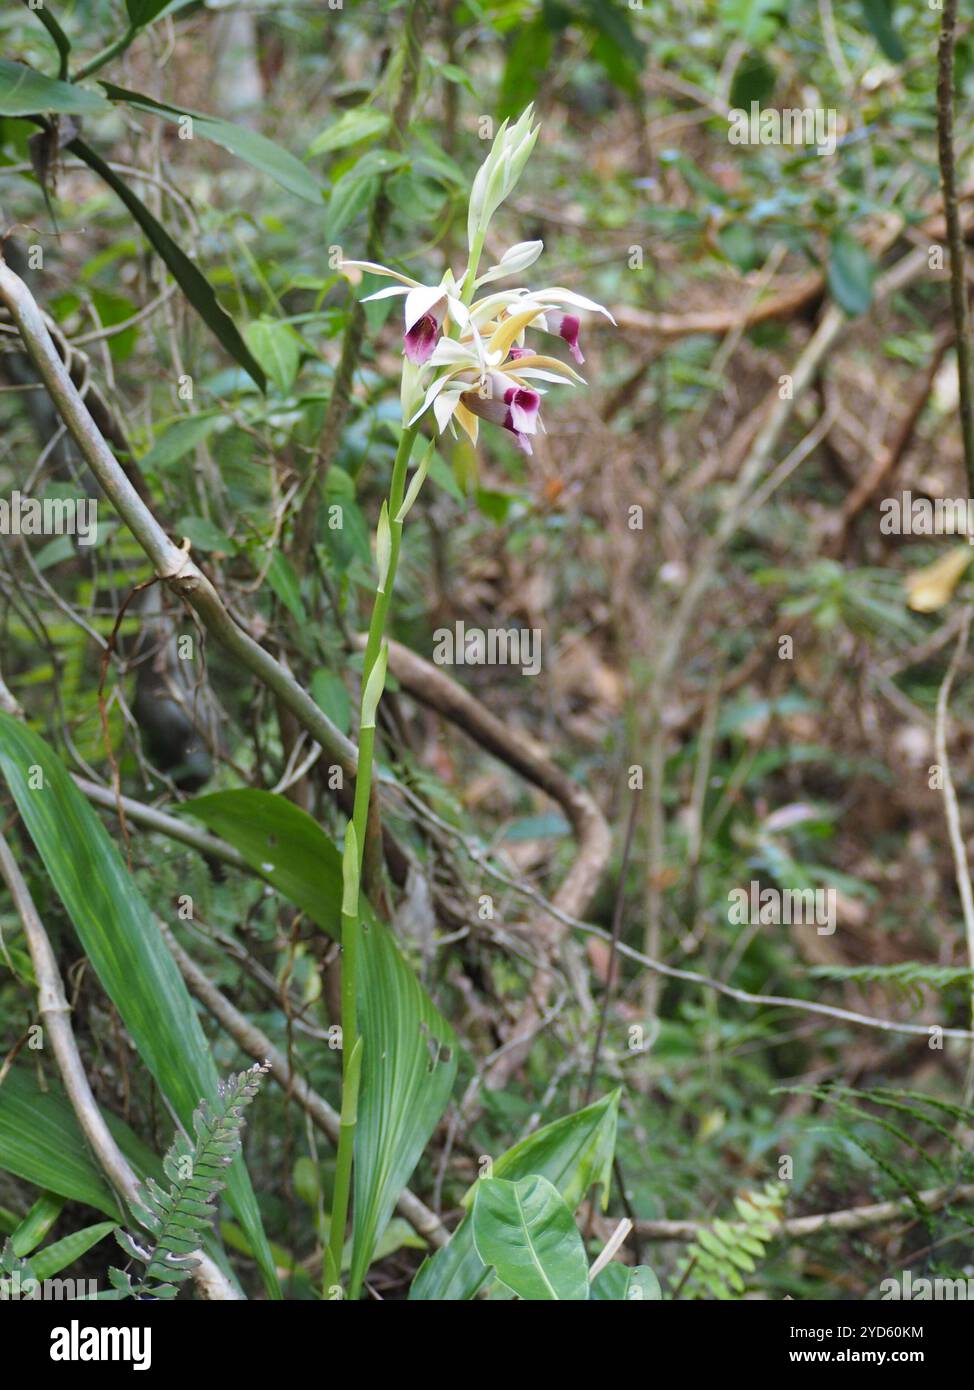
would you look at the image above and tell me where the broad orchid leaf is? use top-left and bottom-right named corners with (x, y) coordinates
top-left (11, 1192), bottom-right (64, 1256)
top-left (31, 1223), bottom-right (117, 1280)
top-left (178, 789), bottom-right (458, 1292)
top-left (0, 715), bottom-right (279, 1297)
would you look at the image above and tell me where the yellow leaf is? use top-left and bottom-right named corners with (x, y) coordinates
top-left (699, 1108), bottom-right (726, 1141)
top-left (905, 545), bottom-right (974, 612)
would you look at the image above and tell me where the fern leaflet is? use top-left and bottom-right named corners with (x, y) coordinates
top-left (110, 1062), bottom-right (268, 1299)
top-left (675, 1180), bottom-right (786, 1300)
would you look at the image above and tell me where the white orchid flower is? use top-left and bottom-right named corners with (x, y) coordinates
top-left (341, 260), bottom-right (468, 364)
top-left (486, 287), bottom-right (617, 365)
top-left (409, 313), bottom-right (582, 455)
top-left (416, 370), bottom-right (544, 457)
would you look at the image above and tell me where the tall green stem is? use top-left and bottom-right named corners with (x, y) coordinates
top-left (460, 228), bottom-right (486, 305)
top-left (327, 119), bottom-right (483, 1294)
top-left (326, 424), bottom-right (418, 1298)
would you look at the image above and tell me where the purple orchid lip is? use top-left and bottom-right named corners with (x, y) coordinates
top-left (403, 313), bottom-right (440, 364)
top-left (502, 385), bottom-right (540, 434)
top-left (462, 386), bottom-right (540, 454)
top-left (507, 346), bottom-right (531, 360)
top-left (505, 417), bottom-right (533, 455)
top-left (557, 313), bottom-right (584, 365)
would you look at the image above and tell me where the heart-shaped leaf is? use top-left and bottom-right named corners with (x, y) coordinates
top-left (410, 1090), bottom-right (619, 1300)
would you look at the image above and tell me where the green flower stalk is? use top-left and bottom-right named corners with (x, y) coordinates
top-left (327, 105), bottom-right (613, 1298)
top-left (324, 426), bottom-right (416, 1297)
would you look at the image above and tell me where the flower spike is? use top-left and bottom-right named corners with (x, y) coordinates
top-left (345, 107), bottom-right (613, 458)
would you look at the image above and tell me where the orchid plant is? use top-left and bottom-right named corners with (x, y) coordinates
top-left (325, 106), bottom-right (614, 1297)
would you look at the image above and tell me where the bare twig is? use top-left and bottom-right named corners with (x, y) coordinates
top-left (937, 0), bottom-right (974, 490)
top-left (933, 606), bottom-right (974, 1101)
top-left (390, 783), bottom-right (974, 1042)
top-left (636, 1183), bottom-right (974, 1241)
top-left (587, 1218), bottom-right (633, 1281)
top-left (0, 256), bottom-right (359, 788)
top-left (613, 274), bottom-right (823, 341)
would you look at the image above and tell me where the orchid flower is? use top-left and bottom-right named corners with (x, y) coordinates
top-left (340, 261), bottom-right (469, 365)
top-left (407, 313), bottom-right (585, 455)
top-left (341, 105), bottom-right (615, 454)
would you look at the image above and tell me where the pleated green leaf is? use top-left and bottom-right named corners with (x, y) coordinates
top-left (31, 1222), bottom-right (117, 1280)
top-left (350, 913), bottom-right (457, 1294)
top-left (179, 790), bottom-right (343, 937)
top-left (11, 1191), bottom-right (64, 1256)
top-left (0, 1066), bottom-right (235, 1287)
top-left (0, 1067), bottom-right (154, 1219)
top-left (410, 1089), bottom-right (619, 1300)
top-left (472, 1175), bottom-right (590, 1301)
top-left (180, 788), bottom-right (458, 1292)
top-left (0, 715), bottom-right (279, 1297)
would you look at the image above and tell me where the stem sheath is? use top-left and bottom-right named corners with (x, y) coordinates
top-left (326, 424), bottom-right (418, 1297)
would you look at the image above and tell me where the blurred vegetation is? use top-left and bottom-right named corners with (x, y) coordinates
top-left (0, 0), bottom-right (973, 1302)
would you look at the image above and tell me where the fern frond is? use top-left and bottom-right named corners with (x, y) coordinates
top-left (870, 1087), bottom-right (974, 1130)
top-left (862, 1091), bottom-right (960, 1153)
top-left (839, 1130), bottom-right (928, 1216)
top-left (808, 962), bottom-right (974, 1009)
top-left (675, 1180), bottom-right (786, 1300)
top-left (780, 1082), bottom-right (970, 1160)
top-left (111, 1062), bottom-right (268, 1299)
top-left (776, 1083), bottom-right (967, 1217)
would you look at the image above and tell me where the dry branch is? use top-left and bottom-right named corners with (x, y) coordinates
top-left (636, 1184), bottom-right (974, 1241)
